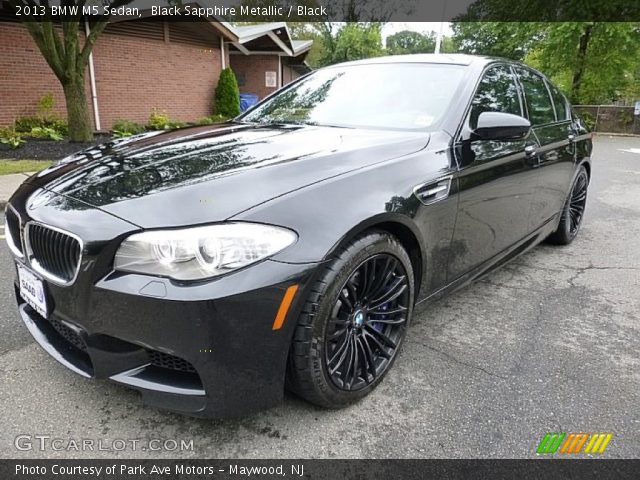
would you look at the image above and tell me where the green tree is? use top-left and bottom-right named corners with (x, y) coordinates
top-left (529, 23), bottom-right (640, 104)
top-left (440, 36), bottom-right (458, 54)
top-left (325, 23), bottom-right (384, 65)
top-left (9, 0), bottom-right (132, 141)
top-left (238, 0), bottom-right (404, 67)
top-left (451, 21), bottom-right (640, 103)
top-left (451, 22), bottom-right (539, 61)
top-left (308, 0), bottom-right (399, 66)
top-left (287, 24), bottom-right (326, 68)
top-left (451, 1), bottom-right (640, 103)
top-left (215, 68), bottom-right (241, 118)
top-left (386, 30), bottom-right (436, 55)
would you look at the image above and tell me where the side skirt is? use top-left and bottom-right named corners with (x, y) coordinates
top-left (417, 215), bottom-right (559, 307)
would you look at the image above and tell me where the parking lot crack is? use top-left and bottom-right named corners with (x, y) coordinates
top-left (421, 342), bottom-right (508, 380)
top-left (565, 263), bottom-right (640, 287)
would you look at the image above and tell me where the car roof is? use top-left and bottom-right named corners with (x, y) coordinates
top-left (330, 54), bottom-right (495, 68)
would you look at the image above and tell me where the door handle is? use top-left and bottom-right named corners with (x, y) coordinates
top-left (525, 145), bottom-right (541, 167)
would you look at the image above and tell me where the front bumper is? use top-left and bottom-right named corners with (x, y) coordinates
top-left (14, 258), bottom-right (317, 417)
top-left (7, 182), bottom-right (319, 418)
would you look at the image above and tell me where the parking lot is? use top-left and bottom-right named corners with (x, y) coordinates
top-left (0, 135), bottom-right (638, 459)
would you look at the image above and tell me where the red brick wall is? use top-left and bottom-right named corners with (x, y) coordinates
top-left (0, 23), bottom-right (70, 126)
top-left (0, 21), bottom-right (224, 129)
top-left (230, 54), bottom-right (280, 99)
top-left (94, 23), bottom-right (222, 129)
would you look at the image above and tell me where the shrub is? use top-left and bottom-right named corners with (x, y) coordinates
top-left (196, 114), bottom-right (229, 125)
top-left (148, 110), bottom-right (170, 130)
top-left (147, 110), bottom-right (184, 130)
top-left (15, 116), bottom-right (68, 137)
top-left (214, 68), bottom-right (240, 118)
top-left (166, 119), bottom-right (186, 129)
top-left (14, 93), bottom-right (68, 139)
top-left (112, 119), bottom-right (145, 138)
top-left (38, 92), bottom-right (56, 121)
top-left (50, 118), bottom-right (68, 137)
top-left (0, 127), bottom-right (26, 149)
top-left (29, 126), bottom-right (64, 141)
top-left (580, 111), bottom-right (597, 131)
top-left (14, 116), bottom-right (42, 133)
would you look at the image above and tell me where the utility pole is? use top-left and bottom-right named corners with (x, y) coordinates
top-left (434, 0), bottom-right (447, 54)
top-left (435, 22), bottom-right (444, 54)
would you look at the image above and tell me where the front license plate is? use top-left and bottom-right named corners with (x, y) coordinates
top-left (17, 264), bottom-right (48, 318)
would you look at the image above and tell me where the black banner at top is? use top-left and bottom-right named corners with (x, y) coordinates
top-left (3, 0), bottom-right (640, 23)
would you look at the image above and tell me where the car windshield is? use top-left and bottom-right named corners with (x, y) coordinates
top-left (239, 63), bottom-right (467, 131)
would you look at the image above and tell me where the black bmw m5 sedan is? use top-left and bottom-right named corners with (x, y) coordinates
top-left (5, 54), bottom-right (591, 417)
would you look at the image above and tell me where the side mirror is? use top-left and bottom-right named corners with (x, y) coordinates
top-left (472, 111), bottom-right (531, 141)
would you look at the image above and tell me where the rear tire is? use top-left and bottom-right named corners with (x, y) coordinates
top-left (547, 166), bottom-right (589, 245)
top-left (286, 231), bottom-right (414, 408)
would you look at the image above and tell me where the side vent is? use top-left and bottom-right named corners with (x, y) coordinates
top-left (413, 176), bottom-right (453, 205)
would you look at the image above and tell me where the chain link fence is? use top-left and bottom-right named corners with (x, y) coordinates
top-left (573, 105), bottom-right (640, 135)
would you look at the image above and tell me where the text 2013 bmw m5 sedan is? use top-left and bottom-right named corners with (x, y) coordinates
top-left (5, 54), bottom-right (591, 417)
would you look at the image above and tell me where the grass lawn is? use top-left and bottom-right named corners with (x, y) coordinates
top-left (0, 159), bottom-right (53, 175)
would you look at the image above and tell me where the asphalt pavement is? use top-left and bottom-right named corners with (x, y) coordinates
top-left (0, 135), bottom-right (638, 459)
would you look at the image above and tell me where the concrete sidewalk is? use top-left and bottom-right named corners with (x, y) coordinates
top-left (0, 172), bottom-right (33, 210)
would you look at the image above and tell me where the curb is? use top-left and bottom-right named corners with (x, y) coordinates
top-left (593, 132), bottom-right (640, 138)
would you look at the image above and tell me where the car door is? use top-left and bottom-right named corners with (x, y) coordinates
top-left (514, 67), bottom-right (578, 230)
top-left (448, 64), bottom-right (539, 281)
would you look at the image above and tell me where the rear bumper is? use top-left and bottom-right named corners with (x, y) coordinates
top-left (14, 258), bottom-right (318, 418)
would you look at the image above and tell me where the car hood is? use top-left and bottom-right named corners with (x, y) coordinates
top-left (28, 123), bottom-right (429, 228)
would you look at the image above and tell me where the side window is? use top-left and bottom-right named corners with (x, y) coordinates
top-left (548, 82), bottom-right (568, 121)
top-left (516, 68), bottom-right (556, 126)
top-left (469, 65), bottom-right (522, 129)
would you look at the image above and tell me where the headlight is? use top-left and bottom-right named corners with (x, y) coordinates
top-left (114, 223), bottom-right (297, 281)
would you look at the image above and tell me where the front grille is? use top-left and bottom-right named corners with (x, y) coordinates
top-left (147, 350), bottom-right (197, 373)
top-left (5, 207), bottom-right (23, 255)
top-left (47, 315), bottom-right (88, 352)
top-left (27, 223), bottom-right (81, 284)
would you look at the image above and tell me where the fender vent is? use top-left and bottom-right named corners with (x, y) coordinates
top-left (413, 176), bottom-right (453, 205)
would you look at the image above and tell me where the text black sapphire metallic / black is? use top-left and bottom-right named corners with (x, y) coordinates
top-left (5, 54), bottom-right (592, 418)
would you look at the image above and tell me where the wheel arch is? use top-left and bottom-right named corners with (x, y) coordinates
top-left (322, 214), bottom-right (426, 298)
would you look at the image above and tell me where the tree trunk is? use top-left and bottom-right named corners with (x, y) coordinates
top-left (63, 77), bottom-right (93, 142)
top-left (570, 24), bottom-right (593, 104)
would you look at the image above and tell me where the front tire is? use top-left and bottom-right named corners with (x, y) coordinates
top-left (547, 166), bottom-right (589, 245)
top-left (287, 231), bottom-right (414, 408)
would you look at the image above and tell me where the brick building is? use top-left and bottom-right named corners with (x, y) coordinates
top-left (229, 23), bottom-right (312, 100)
top-left (0, 11), bottom-right (311, 130)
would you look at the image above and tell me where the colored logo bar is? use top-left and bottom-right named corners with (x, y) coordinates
top-left (537, 433), bottom-right (612, 454)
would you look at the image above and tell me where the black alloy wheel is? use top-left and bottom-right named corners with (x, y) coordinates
top-left (568, 171), bottom-right (588, 235)
top-left (287, 231), bottom-right (414, 408)
top-left (548, 166), bottom-right (589, 245)
top-left (324, 254), bottom-right (409, 391)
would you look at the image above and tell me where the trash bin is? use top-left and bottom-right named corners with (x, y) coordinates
top-left (240, 93), bottom-right (260, 112)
